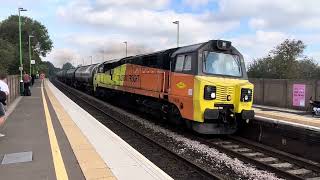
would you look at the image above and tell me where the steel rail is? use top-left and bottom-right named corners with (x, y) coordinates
top-left (200, 136), bottom-right (320, 180)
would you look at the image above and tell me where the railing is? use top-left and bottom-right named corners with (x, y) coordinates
top-left (5, 75), bottom-right (20, 105)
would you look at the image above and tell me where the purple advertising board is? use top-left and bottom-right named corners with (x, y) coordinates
top-left (293, 84), bottom-right (306, 107)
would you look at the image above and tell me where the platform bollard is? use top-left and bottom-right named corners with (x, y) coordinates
top-left (20, 80), bottom-right (24, 96)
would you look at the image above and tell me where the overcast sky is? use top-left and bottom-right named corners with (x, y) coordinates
top-left (1, 0), bottom-right (320, 68)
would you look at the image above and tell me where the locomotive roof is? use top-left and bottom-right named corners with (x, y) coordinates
top-left (97, 40), bottom-right (235, 66)
top-left (171, 42), bottom-right (205, 57)
top-left (76, 63), bottom-right (99, 72)
top-left (103, 59), bottom-right (120, 64)
top-left (126, 48), bottom-right (177, 59)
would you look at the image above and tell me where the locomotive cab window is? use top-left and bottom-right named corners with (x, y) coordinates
top-left (174, 55), bottom-right (192, 73)
top-left (203, 51), bottom-right (242, 77)
top-left (175, 55), bottom-right (184, 72)
top-left (184, 55), bottom-right (192, 71)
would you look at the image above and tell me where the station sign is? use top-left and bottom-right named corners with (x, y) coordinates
top-left (31, 60), bottom-right (36, 65)
top-left (292, 84), bottom-right (305, 107)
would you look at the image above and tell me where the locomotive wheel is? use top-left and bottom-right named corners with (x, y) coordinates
top-left (94, 87), bottom-right (102, 98)
top-left (167, 105), bottom-right (183, 125)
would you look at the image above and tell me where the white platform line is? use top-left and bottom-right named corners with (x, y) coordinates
top-left (255, 115), bottom-right (320, 132)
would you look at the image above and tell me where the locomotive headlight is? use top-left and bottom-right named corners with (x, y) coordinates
top-left (241, 88), bottom-right (252, 102)
top-left (204, 85), bottom-right (216, 100)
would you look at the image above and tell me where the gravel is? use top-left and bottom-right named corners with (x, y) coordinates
top-left (112, 105), bottom-right (283, 180)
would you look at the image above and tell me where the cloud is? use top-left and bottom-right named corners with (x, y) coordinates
top-left (248, 18), bottom-right (267, 29)
top-left (45, 33), bottom-right (155, 67)
top-left (182, 0), bottom-right (210, 8)
top-left (51, 0), bottom-right (240, 66)
top-left (48, 0), bottom-right (320, 68)
top-left (56, 0), bottom-right (239, 47)
top-left (217, 0), bottom-right (320, 30)
top-left (310, 52), bottom-right (320, 64)
top-left (231, 30), bottom-right (320, 66)
top-left (44, 48), bottom-right (80, 68)
top-left (95, 0), bottom-right (170, 10)
top-left (230, 30), bottom-right (291, 63)
top-left (94, 42), bottom-right (153, 60)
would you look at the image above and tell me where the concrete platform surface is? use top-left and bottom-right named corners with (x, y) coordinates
top-left (253, 104), bottom-right (320, 131)
top-left (46, 80), bottom-right (173, 180)
top-left (0, 80), bottom-right (85, 180)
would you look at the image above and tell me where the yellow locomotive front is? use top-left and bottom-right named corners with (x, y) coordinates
top-left (187, 40), bottom-right (254, 134)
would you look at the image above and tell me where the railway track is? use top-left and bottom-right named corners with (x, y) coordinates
top-left (52, 79), bottom-right (223, 180)
top-left (52, 79), bottom-right (320, 180)
top-left (201, 136), bottom-right (320, 180)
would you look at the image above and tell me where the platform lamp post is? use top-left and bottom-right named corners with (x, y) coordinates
top-left (123, 41), bottom-right (127, 57)
top-left (28, 35), bottom-right (34, 75)
top-left (172, 20), bottom-right (179, 47)
top-left (18, 7), bottom-right (27, 95)
top-left (90, 55), bottom-right (93, 65)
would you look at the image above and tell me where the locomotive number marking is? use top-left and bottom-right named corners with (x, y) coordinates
top-left (119, 75), bottom-right (140, 82)
top-left (129, 75), bottom-right (139, 82)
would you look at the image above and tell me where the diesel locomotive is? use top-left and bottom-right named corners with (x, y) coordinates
top-left (56, 40), bottom-right (254, 134)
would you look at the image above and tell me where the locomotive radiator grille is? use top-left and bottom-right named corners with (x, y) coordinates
top-left (216, 85), bottom-right (234, 101)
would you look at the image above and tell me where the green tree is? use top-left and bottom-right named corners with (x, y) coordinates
top-left (295, 58), bottom-right (320, 79)
top-left (62, 62), bottom-right (74, 70)
top-left (38, 61), bottom-right (59, 77)
top-left (0, 15), bottom-right (53, 74)
top-left (0, 38), bottom-right (16, 73)
top-left (248, 39), bottom-right (319, 79)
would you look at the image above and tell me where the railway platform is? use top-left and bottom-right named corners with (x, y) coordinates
top-left (239, 104), bottom-right (320, 163)
top-left (0, 80), bottom-right (172, 180)
top-left (253, 104), bottom-right (320, 131)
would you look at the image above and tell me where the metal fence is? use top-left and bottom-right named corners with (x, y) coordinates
top-left (249, 78), bottom-right (320, 111)
top-left (6, 75), bottom-right (20, 105)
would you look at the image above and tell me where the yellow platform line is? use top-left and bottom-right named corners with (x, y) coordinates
top-left (41, 81), bottom-right (69, 180)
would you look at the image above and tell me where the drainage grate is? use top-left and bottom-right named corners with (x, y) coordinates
top-left (1, 151), bottom-right (33, 165)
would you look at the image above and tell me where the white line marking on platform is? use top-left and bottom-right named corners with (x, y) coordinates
top-left (255, 115), bottom-right (320, 132)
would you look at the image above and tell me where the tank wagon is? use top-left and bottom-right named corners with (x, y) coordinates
top-left (57, 40), bottom-right (254, 134)
top-left (65, 68), bottom-right (78, 86)
top-left (74, 64), bottom-right (99, 91)
top-left (56, 69), bottom-right (67, 83)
